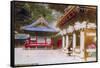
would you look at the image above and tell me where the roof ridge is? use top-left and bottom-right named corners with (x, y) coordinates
top-left (31, 17), bottom-right (48, 27)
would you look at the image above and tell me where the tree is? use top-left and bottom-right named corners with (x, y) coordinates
top-left (48, 4), bottom-right (68, 13)
top-left (14, 2), bottom-right (53, 32)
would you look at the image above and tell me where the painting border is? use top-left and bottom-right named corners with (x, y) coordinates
top-left (10, 1), bottom-right (98, 67)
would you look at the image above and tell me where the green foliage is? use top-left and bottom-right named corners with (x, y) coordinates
top-left (14, 2), bottom-right (54, 32)
top-left (48, 4), bottom-right (68, 13)
top-left (26, 3), bottom-right (53, 21)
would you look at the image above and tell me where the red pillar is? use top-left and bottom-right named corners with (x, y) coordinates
top-left (35, 32), bottom-right (38, 48)
top-left (44, 36), bottom-right (47, 47)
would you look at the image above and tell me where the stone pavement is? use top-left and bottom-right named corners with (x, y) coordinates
top-left (15, 48), bottom-right (94, 65)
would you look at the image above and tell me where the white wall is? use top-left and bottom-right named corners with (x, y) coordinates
top-left (0, 0), bottom-right (99, 68)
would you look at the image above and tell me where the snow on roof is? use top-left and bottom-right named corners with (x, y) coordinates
top-left (21, 17), bottom-right (58, 32)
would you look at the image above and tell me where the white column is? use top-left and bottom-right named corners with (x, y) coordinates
top-left (73, 33), bottom-right (76, 49)
top-left (62, 36), bottom-right (65, 48)
top-left (66, 35), bottom-right (69, 49)
top-left (72, 33), bottom-right (76, 55)
top-left (80, 31), bottom-right (85, 58)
